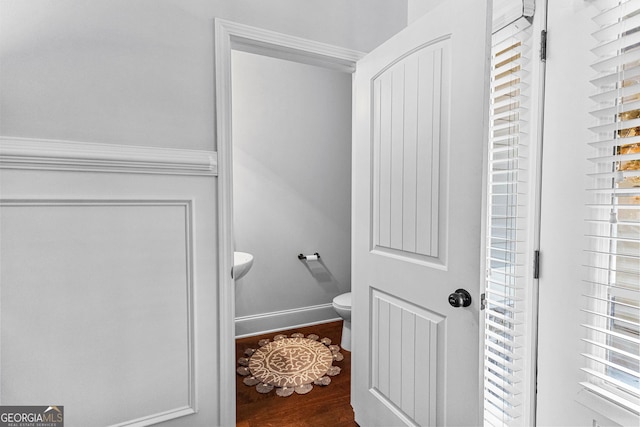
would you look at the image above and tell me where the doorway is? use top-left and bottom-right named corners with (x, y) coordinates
top-left (214, 19), bottom-right (363, 426)
top-left (231, 49), bottom-right (352, 337)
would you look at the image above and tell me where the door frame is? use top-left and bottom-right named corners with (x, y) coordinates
top-left (213, 19), bottom-right (364, 425)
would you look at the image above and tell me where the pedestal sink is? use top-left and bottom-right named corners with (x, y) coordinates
top-left (232, 251), bottom-right (254, 280)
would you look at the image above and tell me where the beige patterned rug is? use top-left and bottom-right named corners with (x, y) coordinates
top-left (236, 332), bottom-right (343, 397)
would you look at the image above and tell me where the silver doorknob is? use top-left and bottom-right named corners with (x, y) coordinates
top-left (448, 289), bottom-right (472, 308)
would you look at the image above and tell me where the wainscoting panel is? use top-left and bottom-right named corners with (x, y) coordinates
top-left (0, 199), bottom-right (196, 426)
top-left (0, 137), bottom-right (219, 426)
top-left (371, 39), bottom-right (450, 263)
top-left (370, 288), bottom-right (444, 426)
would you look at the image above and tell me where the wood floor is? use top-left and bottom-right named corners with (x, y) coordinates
top-left (235, 320), bottom-right (358, 427)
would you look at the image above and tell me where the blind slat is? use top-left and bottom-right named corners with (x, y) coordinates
top-left (587, 150), bottom-right (640, 163)
top-left (592, 10), bottom-right (640, 41)
top-left (592, 26), bottom-right (640, 56)
top-left (485, 381), bottom-right (524, 406)
top-left (582, 294), bottom-right (640, 311)
top-left (590, 63), bottom-right (640, 88)
top-left (594, 0), bottom-right (640, 24)
top-left (589, 98), bottom-right (640, 118)
top-left (581, 368), bottom-right (640, 398)
top-left (588, 134), bottom-right (640, 149)
top-left (582, 338), bottom-right (640, 362)
top-left (486, 339), bottom-right (523, 361)
top-left (582, 308), bottom-right (640, 329)
top-left (485, 369), bottom-right (521, 392)
top-left (592, 46), bottom-right (640, 72)
top-left (589, 83), bottom-right (640, 104)
top-left (581, 353), bottom-right (640, 380)
top-left (582, 324), bottom-right (640, 346)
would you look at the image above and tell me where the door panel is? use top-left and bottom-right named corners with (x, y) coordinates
top-left (372, 39), bottom-right (449, 261)
top-left (370, 289), bottom-right (443, 426)
top-left (352, 1), bottom-right (490, 426)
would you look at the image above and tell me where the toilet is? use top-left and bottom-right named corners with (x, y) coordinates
top-left (332, 292), bottom-right (352, 351)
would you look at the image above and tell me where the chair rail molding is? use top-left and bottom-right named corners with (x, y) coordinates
top-left (0, 136), bottom-right (217, 176)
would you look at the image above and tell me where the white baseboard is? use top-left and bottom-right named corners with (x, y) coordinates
top-left (235, 303), bottom-right (340, 338)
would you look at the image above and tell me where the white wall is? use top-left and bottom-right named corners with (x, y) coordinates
top-left (231, 51), bottom-right (351, 335)
top-left (536, 1), bottom-right (627, 426)
top-left (407, 0), bottom-right (446, 23)
top-left (0, 0), bottom-right (406, 150)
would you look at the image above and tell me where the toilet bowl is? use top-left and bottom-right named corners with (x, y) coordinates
top-left (332, 292), bottom-right (352, 351)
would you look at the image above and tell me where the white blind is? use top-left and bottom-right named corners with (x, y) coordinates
top-left (584, 0), bottom-right (640, 416)
top-left (483, 19), bottom-right (537, 427)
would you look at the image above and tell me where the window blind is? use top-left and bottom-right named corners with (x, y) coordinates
top-left (584, 0), bottom-right (640, 415)
top-left (483, 19), bottom-right (538, 427)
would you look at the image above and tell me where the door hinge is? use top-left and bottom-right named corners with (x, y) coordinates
top-left (540, 30), bottom-right (547, 62)
top-left (480, 293), bottom-right (486, 311)
top-left (534, 250), bottom-right (540, 279)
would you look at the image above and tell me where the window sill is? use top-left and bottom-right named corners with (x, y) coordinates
top-left (576, 388), bottom-right (639, 427)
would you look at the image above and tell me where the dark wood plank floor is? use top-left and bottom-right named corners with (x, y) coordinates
top-left (236, 320), bottom-right (358, 427)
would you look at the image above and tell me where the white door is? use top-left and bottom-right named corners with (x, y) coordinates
top-left (351, 1), bottom-right (490, 426)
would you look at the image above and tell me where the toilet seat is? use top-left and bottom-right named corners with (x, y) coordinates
top-left (333, 292), bottom-right (351, 309)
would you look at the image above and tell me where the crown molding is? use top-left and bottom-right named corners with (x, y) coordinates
top-left (0, 136), bottom-right (217, 176)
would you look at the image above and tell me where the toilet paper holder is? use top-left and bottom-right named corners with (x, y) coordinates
top-left (298, 252), bottom-right (320, 260)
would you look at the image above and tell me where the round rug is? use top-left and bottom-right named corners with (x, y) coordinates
top-left (237, 333), bottom-right (343, 397)
top-left (249, 337), bottom-right (333, 388)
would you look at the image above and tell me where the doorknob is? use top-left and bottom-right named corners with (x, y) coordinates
top-left (448, 289), bottom-right (472, 308)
